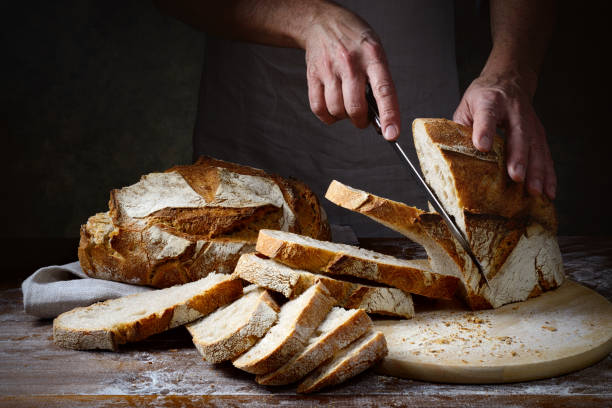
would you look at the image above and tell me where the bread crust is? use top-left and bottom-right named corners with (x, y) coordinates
top-left (256, 230), bottom-right (459, 300)
top-left (413, 119), bottom-right (557, 231)
top-left (256, 308), bottom-right (372, 385)
top-left (53, 275), bottom-right (243, 351)
top-left (325, 179), bottom-right (564, 310)
top-left (297, 330), bottom-right (388, 393)
top-left (234, 253), bottom-right (415, 319)
top-left (79, 157), bottom-right (330, 288)
top-left (232, 282), bottom-right (336, 375)
top-left (188, 287), bottom-right (280, 363)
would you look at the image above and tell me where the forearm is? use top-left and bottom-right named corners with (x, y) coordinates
top-left (485, 0), bottom-right (555, 97)
top-left (154, 0), bottom-right (337, 49)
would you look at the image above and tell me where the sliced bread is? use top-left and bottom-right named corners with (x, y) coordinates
top-left (232, 282), bottom-right (336, 375)
top-left (234, 253), bottom-right (414, 319)
top-left (187, 285), bottom-right (279, 363)
top-left (53, 273), bottom-right (242, 351)
top-left (297, 330), bottom-right (388, 393)
top-left (326, 179), bottom-right (565, 309)
top-left (255, 229), bottom-right (459, 299)
top-left (256, 307), bottom-right (372, 385)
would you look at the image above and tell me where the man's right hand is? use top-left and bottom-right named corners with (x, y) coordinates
top-left (156, 0), bottom-right (400, 140)
top-left (298, 4), bottom-right (401, 141)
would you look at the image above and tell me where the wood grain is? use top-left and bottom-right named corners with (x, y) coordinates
top-left (375, 281), bottom-right (612, 382)
top-left (0, 236), bottom-right (610, 407)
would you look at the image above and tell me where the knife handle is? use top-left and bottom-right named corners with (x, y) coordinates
top-left (366, 84), bottom-right (383, 136)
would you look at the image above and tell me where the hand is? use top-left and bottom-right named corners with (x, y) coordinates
top-left (300, 6), bottom-right (400, 140)
top-left (453, 73), bottom-right (556, 199)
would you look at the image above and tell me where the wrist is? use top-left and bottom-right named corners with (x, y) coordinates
top-left (480, 47), bottom-right (540, 99)
top-left (290, 0), bottom-right (338, 49)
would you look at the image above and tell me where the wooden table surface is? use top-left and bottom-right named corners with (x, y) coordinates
top-left (1, 236), bottom-right (610, 407)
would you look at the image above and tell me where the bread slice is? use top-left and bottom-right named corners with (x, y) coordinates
top-left (234, 253), bottom-right (414, 319)
top-left (232, 282), bottom-right (336, 375)
top-left (53, 273), bottom-right (242, 351)
top-left (255, 229), bottom-right (459, 299)
top-left (297, 330), bottom-right (388, 393)
top-left (187, 285), bottom-right (279, 363)
top-left (256, 307), bottom-right (372, 385)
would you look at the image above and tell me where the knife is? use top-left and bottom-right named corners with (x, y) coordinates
top-left (365, 85), bottom-right (490, 287)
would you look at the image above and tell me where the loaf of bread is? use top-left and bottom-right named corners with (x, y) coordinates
top-left (325, 118), bottom-right (565, 310)
top-left (234, 253), bottom-right (415, 319)
top-left (78, 157), bottom-right (330, 288)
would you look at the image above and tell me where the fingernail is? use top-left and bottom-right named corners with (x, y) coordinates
top-left (514, 163), bottom-right (525, 181)
top-left (384, 124), bottom-right (398, 141)
top-left (480, 134), bottom-right (491, 149)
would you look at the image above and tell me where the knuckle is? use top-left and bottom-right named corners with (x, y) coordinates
top-left (363, 38), bottom-right (384, 60)
top-left (375, 81), bottom-right (394, 98)
top-left (310, 101), bottom-right (326, 116)
top-left (346, 103), bottom-right (366, 116)
top-left (380, 106), bottom-right (398, 120)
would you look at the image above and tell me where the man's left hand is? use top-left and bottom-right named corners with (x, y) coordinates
top-left (453, 72), bottom-right (556, 200)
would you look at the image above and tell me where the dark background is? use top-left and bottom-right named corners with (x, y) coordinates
top-left (2, 1), bottom-right (611, 280)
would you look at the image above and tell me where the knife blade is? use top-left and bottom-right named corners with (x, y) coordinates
top-left (365, 85), bottom-right (490, 287)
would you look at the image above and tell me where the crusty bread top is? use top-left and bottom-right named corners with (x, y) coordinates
top-left (413, 118), bottom-right (557, 232)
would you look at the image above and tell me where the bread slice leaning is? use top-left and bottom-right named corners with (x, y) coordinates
top-left (297, 330), bottom-right (388, 393)
top-left (234, 253), bottom-right (414, 319)
top-left (232, 282), bottom-right (335, 375)
top-left (256, 307), bottom-right (372, 385)
top-left (187, 285), bottom-right (280, 363)
top-left (53, 273), bottom-right (243, 351)
top-left (256, 229), bottom-right (459, 299)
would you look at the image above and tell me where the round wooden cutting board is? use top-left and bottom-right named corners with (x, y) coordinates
top-left (374, 280), bottom-right (612, 383)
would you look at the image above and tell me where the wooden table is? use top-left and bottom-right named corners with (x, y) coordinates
top-left (1, 236), bottom-right (610, 407)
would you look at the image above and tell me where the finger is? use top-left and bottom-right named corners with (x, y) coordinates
top-left (363, 41), bottom-right (400, 141)
top-left (525, 138), bottom-right (546, 196)
top-left (505, 109), bottom-right (529, 183)
top-left (324, 76), bottom-right (347, 120)
top-left (341, 72), bottom-right (369, 129)
top-left (543, 150), bottom-right (557, 200)
top-left (453, 97), bottom-right (473, 127)
top-left (308, 78), bottom-right (336, 125)
top-left (471, 104), bottom-right (498, 152)
top-left (538, 123), bottom-right (557, 199)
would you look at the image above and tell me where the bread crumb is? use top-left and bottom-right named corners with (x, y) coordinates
top-left (542, 325), bottom-right (557, 332)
